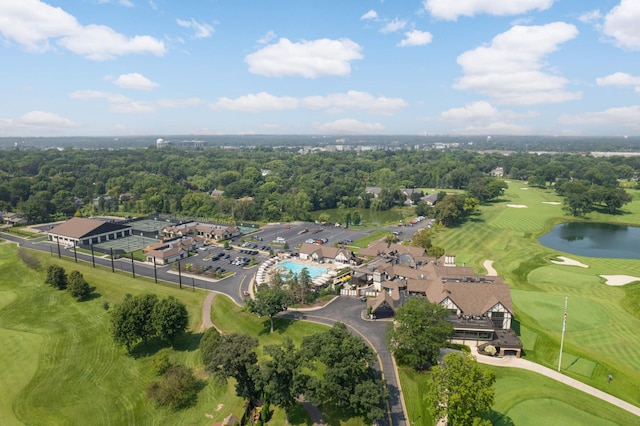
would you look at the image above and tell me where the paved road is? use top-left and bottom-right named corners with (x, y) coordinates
top-left (280, 297), bottom-right (407, 426)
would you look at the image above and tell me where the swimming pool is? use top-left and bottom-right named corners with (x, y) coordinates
top-left (278, 261), bottom-right (328, 279)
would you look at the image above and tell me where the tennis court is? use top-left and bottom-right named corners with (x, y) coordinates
top-left (94, 235), bottom-right (158, 253)
top-left (130, 219), bottom-right (169, 234)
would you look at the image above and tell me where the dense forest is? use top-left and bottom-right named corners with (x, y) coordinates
top-left (1, 146), bottom-right (638, 224)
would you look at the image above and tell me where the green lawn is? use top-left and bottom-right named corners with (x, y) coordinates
top-left (0, 244), bottom-right (248, 425)
top-left (0, 243), bottom-right (366, 425)
top-left (432, 181), bottom-right (640, 406)
top-left (398, 365), bottom-right (639, 426)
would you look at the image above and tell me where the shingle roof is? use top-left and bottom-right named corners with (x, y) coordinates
top-left (48, 217), bottom-right (131, 239)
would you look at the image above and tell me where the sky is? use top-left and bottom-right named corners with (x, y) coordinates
top-left (0, 0), bottom-right (639, 137)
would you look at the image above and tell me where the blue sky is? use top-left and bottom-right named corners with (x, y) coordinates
top-left (1, 0), bottom-right (639, 137)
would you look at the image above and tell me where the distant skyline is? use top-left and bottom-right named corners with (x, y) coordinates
top-left (1, 0), bottom-right (639, 137)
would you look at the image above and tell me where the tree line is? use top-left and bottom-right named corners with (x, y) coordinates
top-left (1, 147), bottom-right (637, 225)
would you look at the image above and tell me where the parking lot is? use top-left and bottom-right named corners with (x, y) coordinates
top-left (170, 243), bottom-right (268, 279)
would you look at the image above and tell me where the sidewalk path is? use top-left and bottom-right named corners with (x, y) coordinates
top-left (470, 347), bottom-right (640, 418)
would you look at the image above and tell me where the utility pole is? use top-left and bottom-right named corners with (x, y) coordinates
top-left (558, 297), bottom-right (568, 372)
top-left (130, 252), bottom-right (135, 278)
top-left (110, 248), bottom-right (114, 272)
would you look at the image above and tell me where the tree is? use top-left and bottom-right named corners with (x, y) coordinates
top-left (351, 211), bottom-right (362, 226)
top-left (247, 283), bottom-right (293, 333)
top-left (110, 293), bottom-right (159, 352)
top-left (411, 228), bottom-right (433, 250)
top-left (152, 296), bottom-right (189, 346)
top-left (45, 264), bottom-right (67, 290)
top-left (203, 333), bottom-right (260, 400)
top-left (387, 297), bottom-right (453, 370)
top-left (590, 185), bottom-right (632, 214)
top-left (199, 327), bottom-right (222, 365)
top-left (430, 352), bottom-right (495, 425)
top-left (146, 364), bottom-right (202, 410)
top-left (109, 294), bottom-right (139, 352)
top-left (258, 338), bottom-right (307, 416)
top-left (67, 270), bottom-right (92, 301)
top-left (301, 323), bottom-right (388, 423)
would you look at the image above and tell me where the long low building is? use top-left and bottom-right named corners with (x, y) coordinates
top-left (48, 217), bottom-right (132, 246)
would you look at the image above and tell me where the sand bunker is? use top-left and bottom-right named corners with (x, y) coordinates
top-left (550, 256), bottom-right (588, 268)
top-left (520, 187), bottom-right (529, 190)
top-left (483, 260), bottom-right (497, 276)
top-left (542, 201), bottom-right (561, 205)
top-left (600, 275), bottom-right (640, 286)
top-left (507, 204), bottom-right (528, 208)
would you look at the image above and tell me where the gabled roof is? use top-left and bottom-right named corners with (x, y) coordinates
top-left (368, 290), bottom-right (398, 313)
top-left (299, 242), bottom-right (353, 260)
top-left (358, 241), bottom-right (426, 259)
top-left (49, 217), bottom-right (131, 239)
top-left (430, 281), bottom-right (513, 315)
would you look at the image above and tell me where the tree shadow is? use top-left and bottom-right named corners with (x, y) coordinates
top-left (258, 316), bottom-right (296, 336)
top-left (81, 288), bottom-right (101, 301)
top-left (130, 331), bottom-right (202, 358)
top-left (489, 410), bottom-right (516, 426)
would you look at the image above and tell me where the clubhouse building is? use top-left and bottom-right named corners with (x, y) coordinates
top-left (356, 242), bottom-right (522, 357)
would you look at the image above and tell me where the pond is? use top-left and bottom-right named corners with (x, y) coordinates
top-left (538, 222), bottom-right (640, 259)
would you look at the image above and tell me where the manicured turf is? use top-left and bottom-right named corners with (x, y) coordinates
top-left (432, 181), bottom-right (640, 407)
top-left (398, 365), bottom-right (639, 426)
top-left (0, 244), bottom-right (248, 425)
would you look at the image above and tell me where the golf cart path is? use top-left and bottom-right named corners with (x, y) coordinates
top-left (470, 347), bottom-right (640, 418)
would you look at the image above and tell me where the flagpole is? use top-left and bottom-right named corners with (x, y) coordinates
top-left (558, 296), bottom-right (568, 372)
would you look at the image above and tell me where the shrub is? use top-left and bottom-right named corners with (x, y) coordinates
top-left (18, 248), bottom-right (40, 270)
top-left (67, 270), bottom-right (92, 301)
top-left (152, 349), bottom-right (175, 376)
top-left (45, 265), bottom-right (67, 290)
top-left (146, 365), bottom-right (201, 410)
top-left (484, 345), bottom-right (497, 356)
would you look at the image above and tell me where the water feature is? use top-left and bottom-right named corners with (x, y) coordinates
top-left (278, 260), bottom-right (328, 279)
top-left (538, 222), bottom-right (640, 259)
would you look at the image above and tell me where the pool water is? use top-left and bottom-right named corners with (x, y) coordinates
top-left (279, 261), bottom-right (328, 279)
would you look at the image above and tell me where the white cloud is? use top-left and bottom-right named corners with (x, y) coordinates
top-left (177, 18), bottom-right (215, 39)
top-left (455, 22), bottom-right (581, 105)
top-left (381, 18), bottom-right (407, 34)
top-left (212, 92), bottom-right (299, 112)
top-left (70, 90), bottom-right (202, 114)
top-left (156, 98), bottom-right (204, 108)
top-left (245, 38), bottom-right (363, 78)
top-left (0, 0), bottom-right (165, 60)
top-left (0, 111), bottom-right (79, 135)
top-left (113, 73), bottom-right (159, 90)
top-left (596, 72), bottom-right (640, 93)
top-left (397, 30), bottom-right (433, 47)
top-left (439, 101), bottom-right (533, 134)
top-left (313, 119), bottom-right (385, 134)
top-left (97, 0), bottom-right (134, 6)
top-left (258, 30), bottom-right (277, 44)
top-left (559, 105), bottom-right (640, 130)
top-left (211, 91), bottom-right (407, 115)
top-left (578, 10), bottom-right (601, 24)
top-left (424, 0), bottom-right (554, 21)
top-left (603, 0), bottom-right (640, 50)
top-left (302, 91), bottom-right (407, 115)
top-left (361, 10), bottom-right (379, 20)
